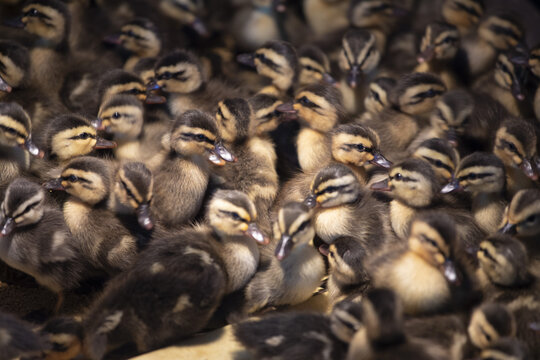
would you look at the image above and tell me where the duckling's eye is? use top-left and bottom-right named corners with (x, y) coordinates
top-left (441, 37), bottom-right (456, 44)
top-left (435, 160), bottom-right (443, 167)
top-left (112, 112), bottom-right (121, 119)
top-left (468, 173), bottom-right (477, 180)
top-left (297, 220), bottom-right (309, 233)
top-left (67, 175), bottom-right (78, 182)
top-left (79, 132), bottom-right (91, 140)
top-left (5, 127), bottom-right (16, 135)
top-left (26, 8), bottom-right (39, 17)
top-left (356, 144), bottom-right (365, 152)
top-left (196, 134), bottom-right (206, 142)
top-left (370, 90), bottom-right (381, 103)
top-left (394, 173), bottom-right (403, 181)
top-left (329, 251), bottom-right (335, 258)
top-left (325, 186), bottom-right (338, 193)
top-left (298, 96), bottom-right (317, 108)
top-left (231, 212), bottom-right (241, 221)
top-left (506, 142), bottom-right (517, 153)
top-left (161, 72), bottom-right (172, 80)
top-left (127, 88), bottom-right (143, 95)
top-left (525, 214), bottom-right (537, 224)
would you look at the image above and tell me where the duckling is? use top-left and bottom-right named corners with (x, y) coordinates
top-left (105, 18), bottom-right (162, 71)
top-left (338, 29), bottom-right (381, 114)
top-left (0, 102), bottom-right (43, 193)
top-left (83, 190), bottom-right (267, 359)
top-left (234, 298), bottom-right (364, 360)
top-left (361, 72), bottom-right (447, 162)
top-left (319, 237), bottom-right (371, 305)
top-left (40, 316), bottom-right (84, 360)
top-left (463, 14), bottom-right (523, 79)
top-left (0, 311), bottom-right (44, 360)
top-left (237, 40), bottom-right (298, 96)
top-left (498, 188), bottom-right (540, 261)
top-left (411, 138), bottom-right (460, 187)
top-left (304, 163), bottom-right (395, 249)
top-left (467, 302), bottom-right (516, 353)
top-left (415, 21), bottom-right (464, 89)
top-left (297, 44), bottom-right (335, 87)
top-left (347, 288), bottom-right (449, 360)
top-left (474, 51), bottom-right (532, 117)
top-left (479, 337), bottom-right (532, 360)
top-left (358, 76), bottom-right (396, 123)
top-left (367, 212), bottom-right (473, 315)
top-left (213, 98), bottom-right (278, 218)
top-left (442, 0), bottom-right (484, 37)
top-left (442, 152), bottom-right (507, 234)
top-left (153, 50), bottom-right (244, 117)
top-left (493, 118), bottom-right (539, 197)
top-left (241, 202), bottom-right (325, 314)
top-left (95, 94), bottom-right (166, 162)
top-left (0, 178), bottom-right (84, 312)
top-left (150, 110), bottom-right (235, 228)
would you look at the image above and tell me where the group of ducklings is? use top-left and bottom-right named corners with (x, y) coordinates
top-left (0, 0), bottom-right (539, 359)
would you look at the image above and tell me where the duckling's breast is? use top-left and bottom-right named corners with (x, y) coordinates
top-left (297, 128), bottom-right (331, 172)
top-left (314, 206), bottom-right (355, 243)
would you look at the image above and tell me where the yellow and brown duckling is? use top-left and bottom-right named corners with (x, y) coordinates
top-left (358, 76), bottom-right (396, 123)
top-left (0, 178), bottom-right (85, 312)
top-left (441, 0), bottom-right (484, 37)
top-left (234, 298), bottom-right (364, 360)
top-left (411, 138), bottom-right (460, 187)
top-left (467, 302), bottom-right (517, 353)
top-left (297, 44), bottom-right (335, 87)
top-left (367, 212), bottom-right (473, 316)
top-left (241, 201), bottom-right (325, 315)
top-left (415, 21), bottom-right (463, 89)
top-left (150, 110), bottom-right (235, 228)
top-left (493, 118), bottom-right (539, 197)
top-left (347, 288), bottom-right (449, 360)
top-left (442, 152), bottom-right (507, 234)
top-left (0, 311), bottom-right (45, 360)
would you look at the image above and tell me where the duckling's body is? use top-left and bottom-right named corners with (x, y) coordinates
top-left (0, 311), bottom-right (44, 360)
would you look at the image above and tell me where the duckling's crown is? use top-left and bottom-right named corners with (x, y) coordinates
top-left (249, 93), bottom-right (280, 113)
top-left (299, 82), bottom-right (343, 110)
top-left (331, 123), bottom-right (379, 146)
top-left (416, 138), bottom-right (459, 164)
top-left (98, 70), bottom-right (144, 98)
top-left (0, 102), bottom-right (31, 132)
top-left (173, 109), bottom-right (217, 136)
top-left (47, 114), bottom-right (90, 134)
top-left (479, 15), bottom-right (523, 50)
top-left (311, 163), bottom-right (356, 191)
top-left (260, 40), bottom-right (298, 70)
top-left (211, 190), bottom-right (257, 220)
top-left (125, 18), bottom-right (159, 34)
top-left (3, 178), bottom-right (44, 216)
top-left (155, 50), bottom-right (200, 70)
top-left (412, 211), bottom-right (457, 247)
top-left (100, 94), bottom-right (143, 111)
top-left (298, 45), bottom-right (330, 71)
top-left (458, 152), bottom-right (504, 172)
top-left (439, 90), bottom-right (474, 116)
top-left (508, 188), bottom-right (540, 219)
top-left (219, 98), bottom-right (252, 141)
top-left (390, 72), bottom-right (446, 107)
top-left (396, 158), bottom-right (437, 179)
top-left (426, 21), bottom-right (459, 37)
top-left (119, 162), bottom-right (153, 201)
top-left (65, 156), bottom-right (110, 181)
top-left (0, 40), bottom-right (30, 73)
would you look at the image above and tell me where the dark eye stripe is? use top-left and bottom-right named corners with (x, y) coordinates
top-left (0, 124), bottom-right (26, 139)
top-left (458, 172), bottom-right (492, 181)
top-left (291, 220), bottom-right (310, 237)
top-left (358, 45), bottom-right (374, 69)
top-left (455, 2), bottom-right (481, 17)
top-left (180, 132), bottom-right (214, 144)
top-left (122, 31), bottom-right (145, 41)
top-left (13, 200), bottom-right (40, 218)
top-left (423, 156), bottom-right (453, 173)
top-left (489, 24), bottom-right (521, 41)
top-left (0, 61), bottom-right (6, 73)
top-left (121, 180), bottom-right (139, 204)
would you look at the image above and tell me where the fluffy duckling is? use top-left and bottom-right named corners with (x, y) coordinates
top-left (40, 316), bottom-right (84, 360)
top-left (242, 202), bottom-right (325, 314)
top-left (153, 50), bottom-right (244, 117)
top-left (411, 138), bottom-right (460, 187)
top-left (467, 302), bottom-right (517, 354)
top-left (358, 76), bottom-right (396, 123)
top-left (338, 29), bottom-right (381, 114)
top-left (297, 44), bottom-right (335, 87)
top-left (493, 118), bottom-right (539, 197)
top-left (213, 98), bottom-right (278, 218)
top-left (442, 152), bottom-right (507, 234)
top-left (234, 298), bottom-right (364, 360)
top-left (0, 311), bottom-right (44, 360)
top-left (0, 178), bottom-right (84, 311)
top-left (347, 288), bottom-right (449, 360)
top-left (237, 40), bottom-right (298, 96)
top-left (367, 213), bottom-right (471, 316)
top-left (361, 72), bottom-right (447, 162)
top-left (498, 188), bottom-right (540, 261)
top-left (0, 102), bottom-right (43, 192)
top-left (105, 18), bottom-right (162, 71)
top-left (149, 110), bottom-right (235, 228)
top-left (441, 0), bottom-right (484, 37)
top-left (304, 163), bottom-right (395, 249)
top-left (415, 22), bottom-right (464, 89)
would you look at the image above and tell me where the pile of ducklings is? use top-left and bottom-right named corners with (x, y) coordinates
top-left (0, 0), bottom-right (539, 359)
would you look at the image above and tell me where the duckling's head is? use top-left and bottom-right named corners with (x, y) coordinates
top-left (0, 40), bottom-right (30, 94)
top-left (389, 72), bottom-right (446, 116)
top-left (305, 163), bottom-right (362, 209)
top-left (349, 0), bottom-right (407, 33)
top-left (113, 162), bottom-right (154, 230)
top-left (0, 178), bottom-right (45, 236)
top-left (207, 190), bottom-right (269, 244)
top-left (479, 338), bottom-right (530, 360)
top-left (297, 45), bottom-right (334, 86)
top-left (133, 57), bottom-right (158, 85)
top-left (442, 0), bottom-right (484, 33)
top-left (442, 152), bottom-right (505, 194)
top-left (362, 288), bottom-right (405, 346)
top-left (468, 303), bottom-right (516, 350)
top-left (330, 123), bottom-right (391, 168)
top-left (99, 69), bottom-right (164, 105)
top-left (216, 98), bottom-right (253, 144)
top-left (0, 102), bottom-right (43, 157)
top-left (237, 40), bottom-right (298, 92)
top-left (412, 138), bottom-right (459, 185)
top-left (273, 202), bottom-right (314, 260)
top-left (418, 22), bottom-right (460, 64)
top-left (493, 119), bottom-right (537, 180)
top-left (248, 93), bottom-right (283, 135)
top-left (477, 234), bottom-right (530, 287)
top-left (529, 44), bottom-right (540, 78)
top-left (329, 299), bottom-right (364, 343)
top-left (478, 15), bottom-right (523, 51)
top-left (158, 0), bottom-right (208, 36)
top-left (339, 29), bottom-right (380, 88)
top-left (364, 76), bottom-right (396, 115)
top-left (494, 51), bottom-right (528, 101)
top-left (169, 109), bottom-right (235, 165)
top-left (408, 211), bottom-right (460, 284)
top-left (153, 50), bottom-right (204, 94)
top-left (45, 114), bottom-right (116, 162)
top-left (96, 94), bottom-right (144, 140)
top-left (106, 18), bottom-right (161, 59)
top-left (499, 188), bottom-right (540, 237)
top-left (18, 0), bottom-right (70, 47)
top-left (285, 83), bottom-right (344, 132)
top-left (430, 90), bottom-right (474, 146)
top-left (371, 159), bottom-right (439, 208)
top-left (43, 156), bottom-right (111, 205)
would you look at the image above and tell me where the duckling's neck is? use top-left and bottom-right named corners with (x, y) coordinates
top-left (390, 200), bottom-right (418, 240)
top-left (297, 128), bottom-right (332, 172)
top-left (314, 199), bottom-right (360, 243)
top-left (471, 191), bottom-right (506, 233)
